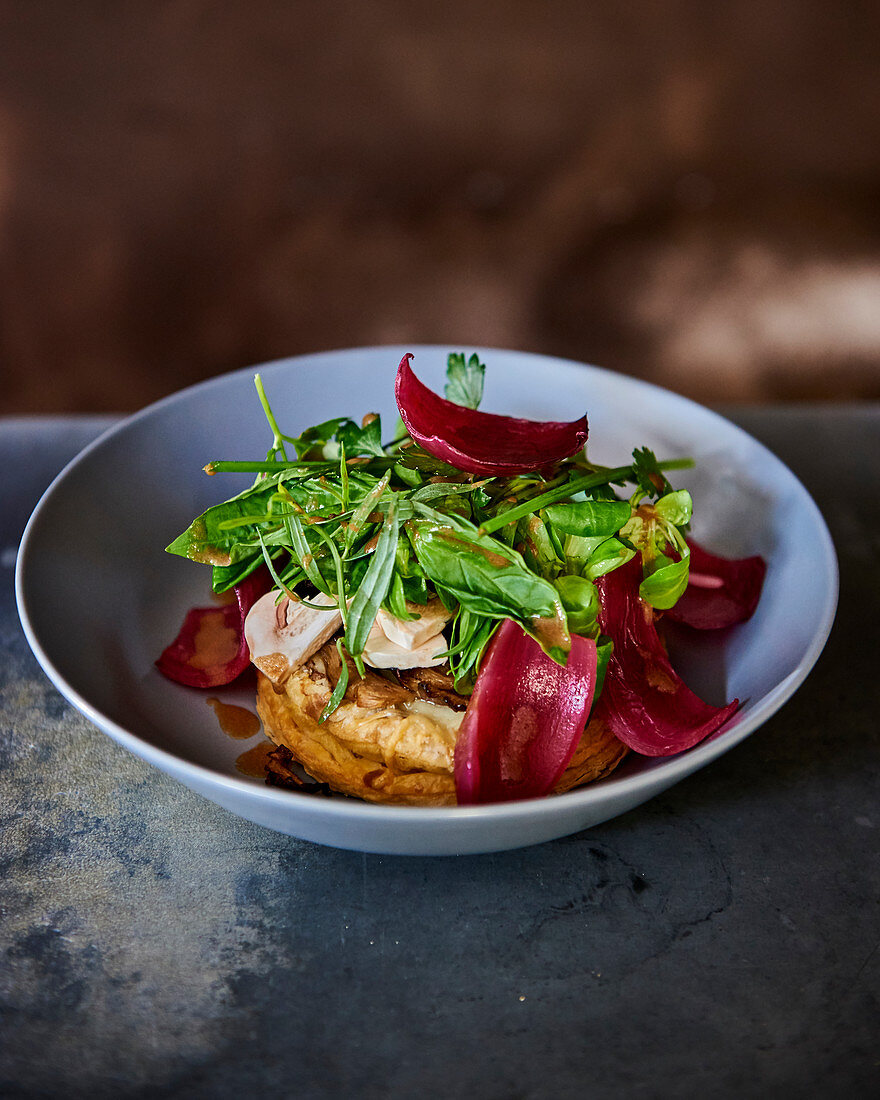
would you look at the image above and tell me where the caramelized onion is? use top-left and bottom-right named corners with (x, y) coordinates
top-left (454, 620), bottom-right (597, 803)
top-left (395, 353), bottom-right (588, 475)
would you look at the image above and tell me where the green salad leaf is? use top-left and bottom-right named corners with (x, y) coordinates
top-left (165, 353), bottom-right (697, 717)
top-left (407, 515), bottom-right (570, 663)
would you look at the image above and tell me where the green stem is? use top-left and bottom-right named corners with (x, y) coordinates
top-left (478, 458), bottom-right (693, 536)
top-left (254, 373), bottom-right (289, 462)
top-left (205, 460), bottom-right (331, 474)
top-left (655, 457), bottom-right (695, 470)
top-left (204, 457), bottom-right (400, 475)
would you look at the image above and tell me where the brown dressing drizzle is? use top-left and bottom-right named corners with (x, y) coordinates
top-left (235, 739), bottom-right (276, 778)
top-left (529, 613), bottom-right (571, 654)
top-left (431, 527), bottom-right (510, 568)
top-left (185, 520), bottom-right (232, 566)
top-left (206, 697), bottom-right (262, 739)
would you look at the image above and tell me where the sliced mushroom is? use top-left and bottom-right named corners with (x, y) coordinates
top-left (376, 598), bottom-right (452, 650)
top-left (362, 616), bottom-right (448, 670)
top-left (244, 590), bottom-right (343, 685)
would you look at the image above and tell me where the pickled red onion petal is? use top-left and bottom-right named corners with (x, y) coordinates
top-left (395, 353), bottom-right (588, 475)
top-left (595, 558), bottom-right (738, 756)
top-left (666, 540), bottom-right (766, 630)
top-left (156, 569), bottom-right (269, 687)
top-left (454, 620), bottom-right (597, 804)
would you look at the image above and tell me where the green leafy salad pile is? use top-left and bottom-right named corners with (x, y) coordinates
top-left (166, 352), bottom-right (694, 718)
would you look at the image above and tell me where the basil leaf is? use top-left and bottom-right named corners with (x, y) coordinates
top-left (210, 554), bottom-right (265, 593)
top-left (166, 481), bottom-right (279, 566)
top-left (408, 518), bottom-right (569, 662)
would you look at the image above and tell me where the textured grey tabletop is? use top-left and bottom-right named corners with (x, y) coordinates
top-left (1, 408), bottom-right (878, 1100)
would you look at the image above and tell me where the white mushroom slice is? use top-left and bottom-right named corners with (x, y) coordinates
top-left (376, 599), bottom-right (452, 650)
top-left (244, 590), bottom-right (342, 684)
top-left (362, 617), bottom-right (448, 669)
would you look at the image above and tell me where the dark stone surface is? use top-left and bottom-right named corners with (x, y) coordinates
top-left (1, 411), bottom-right (878, 1098)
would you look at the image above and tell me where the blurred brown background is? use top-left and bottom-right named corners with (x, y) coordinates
top-left (1, 0), bottom-right (879, 414)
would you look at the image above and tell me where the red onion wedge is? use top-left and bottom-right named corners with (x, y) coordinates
top-left (666, 539), bottom-right (766, 630)
top-left (595, 557), bottom-right (739, 756)
top-left (156, 569), bottom-right (270, 688)
top-left (454, 620), bottom-right (598, 804)
top-left (395, 353), bottom-right (588, 475)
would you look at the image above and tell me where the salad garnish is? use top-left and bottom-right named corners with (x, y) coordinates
top-left (396, 351), bottom-right (589, 475)
top-left (159, 351), bottom-right (765, 804)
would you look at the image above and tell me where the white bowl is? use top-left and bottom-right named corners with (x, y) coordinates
top-left (15, 346), bottom-right (837, 855)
